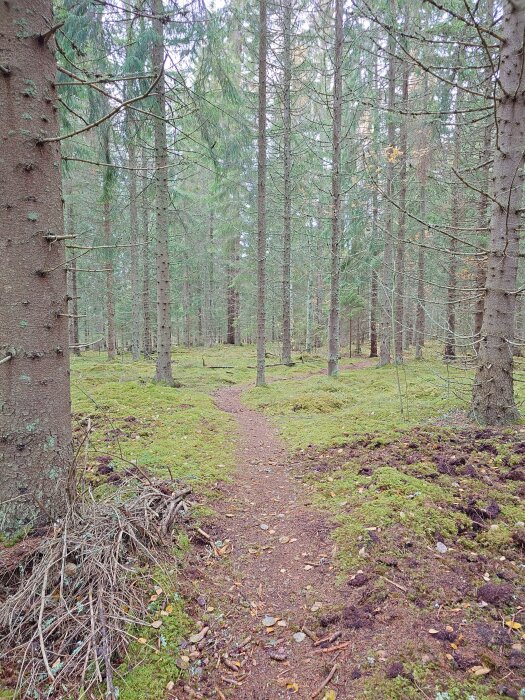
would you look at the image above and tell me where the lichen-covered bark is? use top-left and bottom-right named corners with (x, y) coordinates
top-left (0, 0), bottom-right (72, 534)
top-left (471, 0), bottom-right (525, 424)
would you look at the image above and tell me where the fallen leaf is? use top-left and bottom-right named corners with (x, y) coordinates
top-left (138, 637), bottom-right (147, 644)
top-left (151, 620), bottom-right (163, 629)
top-left (469, 665), bottom-right (491, 676)
top-left (506, 620), bottom-right (522, 630)
top-left (322, 691), bottom-right (337, 700)
top-left (286, 682), bottom-right (299, 692)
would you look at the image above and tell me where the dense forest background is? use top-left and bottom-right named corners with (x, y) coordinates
top-left (55, 0), bottom-right (522, 401)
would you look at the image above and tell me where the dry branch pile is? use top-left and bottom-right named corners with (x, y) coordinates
top-left (0, 477), bottom-right (192, 698)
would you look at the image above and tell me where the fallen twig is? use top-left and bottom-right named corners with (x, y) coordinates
top-left (310, 662), bottom-right (339, 699)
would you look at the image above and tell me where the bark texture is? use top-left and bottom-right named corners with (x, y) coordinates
top-left (327, 0), bottom-right (343, 377)
top-left (281, 0), bottom-right (293, 366)
top-left (471, 0), bottom-right (525, 424)
top-left (378, 18), bottom-right (396, 367)
top-left (0, 0), bottom-right (72, 534)
top-left (152, 0), bottom-right (173, 384)
top-left (256, 0), bottom-right (267, 386)
top-left (128, 121), bottom-right (141, 361)
top-left (141, 148), bottom-right (152, 358)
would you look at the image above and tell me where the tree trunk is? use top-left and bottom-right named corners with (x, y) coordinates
top-left (327, 0), bottom-right (343, 377)
top-left (0, 0), bottom-right (72, 535)
top-left (369, 271), bottom-right (378, 357)
top-left (152, 0), bottom-right (173, 384)
top-left (394, 37), bottom-right (409, 363)
top-left (128, 125), bottom-right (141, 361)
top-left (473, 0), bottom-right (494, 355)
top-left (281, 0), bottom-right (293, 365)
top-left (256, 0), bottom-right (268, 386)
top-left (471, 0), bottom-right (525, 424)
top-left (378, 17), bottom-right (396, 367)
top-left (141, 148), bottom-right (153, 358)
top-left (103, 197), bottom-right (116, 360)
top-left (66, 201), bottom-right (81, 356)
top-left (414, 185), bottom-right (426, 359)
top-left (444, 71), bottom-right (463, 361)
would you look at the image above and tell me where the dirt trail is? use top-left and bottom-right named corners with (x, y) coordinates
top-left (193, 385), bottom-right (345, 700)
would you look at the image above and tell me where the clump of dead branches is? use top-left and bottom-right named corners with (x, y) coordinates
top-left (0, 476), bottom-right (192, 698)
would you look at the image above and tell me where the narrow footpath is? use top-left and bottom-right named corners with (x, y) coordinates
top-left (191, 385), bottom-right (346, 700)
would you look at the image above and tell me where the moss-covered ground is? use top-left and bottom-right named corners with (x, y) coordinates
top-left (8, 345), bottom-right (519, 699)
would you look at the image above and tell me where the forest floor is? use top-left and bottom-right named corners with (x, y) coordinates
top-left (3, 346), bottom-right (524, 700)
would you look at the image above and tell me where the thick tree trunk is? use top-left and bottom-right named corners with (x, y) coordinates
top-left (256, 0), bottom-right (268, 386)
top-left (0, 0), bottom-right (72, 534)
top-left (471, 0), bottom-right (525, 424)
top-left (474, 117), bottom-right (492, 355)
top-left (281, 0), bottom-right (293, 365)
top-left (141, 149), bottom-right (153, 358)
top-left (327, 0), bottom-right (343, 377)
top-left (66, 201), bottom-right (81, 356)
top-left (152, 0), bottom-right (173, 384)
top-left (128, 128), bottom-right (141, 361)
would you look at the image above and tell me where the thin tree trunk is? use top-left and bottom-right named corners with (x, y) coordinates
top-left (103, 197), bottom-right (116, 360)
top-left (128, 125), bottom-right (141, 361)
top-left (444, 67), bottom-right (463, 361)
top-left (471, 0), bottom-right (525, 424)
top-left (0, 0), bottom-right (72, 534)
top-left (370, 271), bottom-right (378, 357)
top-left (281, 0), bottom-right (293, 365)
top-left (378, 16), bottom-right (396, 367)
top-left (256, 0), bottom-right (268, 386)
top-left (327, 0), bottom-right (343, 377)
top-left (394, 32), bottom-right (409, 363)
top-left (414, 182), bottom-right (426, 359)
top-left (152, 0), bottom-right (173, 384)
top-left (141, 148), bottom-right (153, 358)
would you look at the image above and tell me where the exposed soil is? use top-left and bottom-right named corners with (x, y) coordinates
top-left (176, 391), bottom-right (525, 700)
top-left (185, 385), bottom-right (347, 699)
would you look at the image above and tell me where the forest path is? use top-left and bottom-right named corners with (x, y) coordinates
top-left (192, 382), bottom-right (348, 700)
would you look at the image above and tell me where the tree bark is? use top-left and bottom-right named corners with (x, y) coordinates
top-left (394, 33), bottom-right (409, 363)
top-left (281, 0), bottom-right (293, 365)
top-left (378, 16), bottom-right (396, 367)
top-left (0, 0), bottom-right (72, 535)
top-left (128, 121), bottom-right (141, 361)
top-left (152, 0), bottom-right (173, 384)
top-left (471, 0), bottom-right (525, 424)
top-left (141, 148), bottom-right (153, 358)
top-left (369, 271), bottom-right (378, 357)
top-left (327, 0), bottom-right (343, 377)
top-left (444, 62), bottom-right (463, 361)
top-left (103, 196), bottom-right (116, 360)
top-left (256, 0), bottom-right (268, 386)
top-left (66, 200), bottom-right (81, 356)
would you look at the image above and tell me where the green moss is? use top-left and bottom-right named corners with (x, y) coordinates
top-left (316, 463), bottom-right (469, 569)
top-left (118, 576), bottom-right (191, 700)
top-left (244, 356), bottom-right (467, 451)
top-left (360, 671), bottom-right (501, 700)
